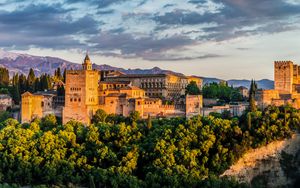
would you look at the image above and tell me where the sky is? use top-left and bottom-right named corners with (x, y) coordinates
top-left (1, 0), bottom-right (300, 80)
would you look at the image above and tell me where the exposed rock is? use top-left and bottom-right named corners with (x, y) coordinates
top-left (221, 134), bottom-right (300, 187)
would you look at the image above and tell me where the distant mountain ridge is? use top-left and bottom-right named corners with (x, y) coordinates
top-left (0, 50), bottom-right (274, 89)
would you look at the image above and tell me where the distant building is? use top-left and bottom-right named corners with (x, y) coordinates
top-left (104, 73), bottom-right (192, 100)
top-left (202, 103), bottom-right (248, 117)
top-left (238, 86), bottom-right (249, 98)
top-left (21, 54), bottom-right (203, 125)
top-left (187, 76), bottom-right (203, 90)
top-left (21, 91), bottom-right (63, 123)
top-left (0, 94), bottom-right (13, 111)
top-left (256, 61), bottom-right (300, 109)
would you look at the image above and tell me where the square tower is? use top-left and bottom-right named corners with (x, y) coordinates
top-left (274, 61), bottom-right (294, 94)
top-left (63, 54), bottom-right (100, 125)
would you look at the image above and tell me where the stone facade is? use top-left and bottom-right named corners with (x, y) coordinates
top-left (21, 91), bottom-right (63, 123)
top-left (21, 55), bottom-right (203, 125)
top-left (104, 73), bottom-right (198, 99)
top-left (62, 55), bottom-right (99, 125)
top-left (0, 94), bottom-right (12, 111)
top-left (257, 61), bottom-right (300, 109)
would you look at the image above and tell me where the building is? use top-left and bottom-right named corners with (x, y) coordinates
top-left (238, 86), bottom-right (249, 98)
top-left (21, 55), bottom-right (203, 125)
top-left (202, 103), bottom-right (248, 117)
top-left (0, 94), bottom-right (13, 111)
top-left (187, 76), bottom-right (203, 90)
top-left (21, 91), bottom-right (63, 123)
top-left (104, 73), bottom-right (190, 99)
top-left (62, 54), bottom-right (100, 124)
top-left (256, 61), bottom-right (300, 109)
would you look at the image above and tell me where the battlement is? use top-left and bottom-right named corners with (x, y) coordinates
top-left (274, 61), bottom-right (294, 67)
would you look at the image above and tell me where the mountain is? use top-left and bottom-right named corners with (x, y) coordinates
top-left (201, 77), bottom-right (274, 90)
top-left (0, 50), bottom-right (273, 89)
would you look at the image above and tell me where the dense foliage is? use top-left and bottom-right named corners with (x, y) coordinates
top-left (202, 82), bottom-right (244, 103)
top-left (185, 81), bottom-right (201, 95)
top-left (0, 105), bottom-right (299, 187)
top-left (0, 67), bottom-right (64, 105)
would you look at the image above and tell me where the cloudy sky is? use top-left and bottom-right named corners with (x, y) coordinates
top-left (1, 0), bottom-right (300, 80)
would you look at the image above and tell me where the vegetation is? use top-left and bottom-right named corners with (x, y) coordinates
top-left (249, 80), bottom-right (257, 112)
top-left (202, 82), bottom-right (244, 103)
top-left (185, 81), bottom-right (201, 95)
top-left (0, 67), bottom-right (65, 105)
top-left (0, 105), bottom-right (298, 187)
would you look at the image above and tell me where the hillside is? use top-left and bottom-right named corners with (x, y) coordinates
top-left (221, 134), bottom-right (300, 187)
top-left (0, 49), bottom-right (273, 89)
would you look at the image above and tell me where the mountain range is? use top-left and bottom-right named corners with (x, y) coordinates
top-left (0, 50), bottom-right (274, 89)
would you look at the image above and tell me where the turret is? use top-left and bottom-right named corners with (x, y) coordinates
top-left (82, 53), bottom-right (92, 70)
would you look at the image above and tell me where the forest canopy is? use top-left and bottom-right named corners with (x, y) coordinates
top-left (0, 105), bottom-right (299, 187)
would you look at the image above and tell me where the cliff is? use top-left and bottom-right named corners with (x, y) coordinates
top-left (221, 134), bottom-right (300, 187)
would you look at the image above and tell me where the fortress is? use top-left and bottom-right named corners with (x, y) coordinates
top-left (256, 61), bottom-right (300, 109)
top-left (21, 54), bottom-right (203, 124)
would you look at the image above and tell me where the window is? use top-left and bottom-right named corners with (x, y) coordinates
top-left (41, 102), bottom-right (44, 107)
top-left (70, 98), bottom-right (73, 102)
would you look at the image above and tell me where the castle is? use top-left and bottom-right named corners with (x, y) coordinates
top-left (256, 61), bottom-right (300, 109)
top-left (21, 54), bottom-right (203, 124)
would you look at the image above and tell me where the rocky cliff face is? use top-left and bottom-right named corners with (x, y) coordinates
top-left (221, 134), bottom-right (300, 187)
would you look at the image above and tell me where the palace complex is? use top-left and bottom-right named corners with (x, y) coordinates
top-left (21, 55), bottom-right (203, 124)
top-left (256, 61), bottom-right (300, 109)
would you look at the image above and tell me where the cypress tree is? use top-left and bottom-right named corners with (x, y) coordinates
top-left (0, 67), bottom-right (9, 86)
top-left (249, 79), bottom-right (257, 112)
top-left (147, 114), bottom-right (152, 130)
top-left (27, 68), bottom-right (36, 92)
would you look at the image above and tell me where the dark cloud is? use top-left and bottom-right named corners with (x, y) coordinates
top-left (0, 3), bottom-right (99, 49)
top-left (1, 0), bottom-right (300, 61)
top-left (65, 0), bottom-right (128, 8)
top-left (89, 32), bottom-right (194, 60)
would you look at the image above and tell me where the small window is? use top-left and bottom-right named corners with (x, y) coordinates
top-left (70, 98), bottom-right (73, 102)
top-left (41, 102), bottom-right (44, 107)
top-left (74, 98), bottom-right (77, 102)
top-left (79, 98), bottom-right (81, 102)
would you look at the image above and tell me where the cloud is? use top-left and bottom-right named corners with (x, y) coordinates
top-left (1, 0), bottom-right (300, 61)
top-left (0, 3), bottom-right (99, 49)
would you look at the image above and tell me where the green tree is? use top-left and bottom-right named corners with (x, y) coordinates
top-left (26, 68), bottom-right (36, 92)
top-left (0, 67), bottom-right (9, 86)
top-left (186, 81), bottom-right (201, 95)
top-left (92, 109), bottom-right (108, 124)
top-left (129, 111), bottom-right (140, 123)
top-left (249, 80), bottom-right (257, 112)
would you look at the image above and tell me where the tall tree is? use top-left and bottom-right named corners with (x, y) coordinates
top-left (0, 67), bottom-right (9, 86)
top-left (249, 80), bottom-right (257, 112)
top-left (63, 68), bottom-right (66, 83)
top-left (12, 73), bottom-right (20, 104)
top-left (19, 74), bottom-right (27, 94)
top-left (185, 81), bottom-right (201, 95)
top-left (26, 68), bottom-right (36, 92)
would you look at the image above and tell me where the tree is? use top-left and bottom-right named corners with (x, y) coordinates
top-left (129, 111), bottom-right (140, 123)
top-left (249, 80), bottom-right (257, 112)
top-left (41, 114), bottom-right (57, 130)
top-left (92, 109), bottom-right (108, 124)
top-left (26, 68), bottom-right (36, 92)
top-left (186, 81), bottom-right (201, 95)
top-left (147, 114), bottom-right (152, 129)
top-left (0, 67), bottom-right (9, 86)
top-left (63, 69), bottom-right (66, 83)
top-left (11, 73), bottom-right (20, 104)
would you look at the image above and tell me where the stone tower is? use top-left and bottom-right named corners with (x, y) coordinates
top-left (274, 61), bottom-right (294, 94)
top-left (63, 54), bottom-right (99, 125)
top-left (82, 53), bottom-right (92, 70)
